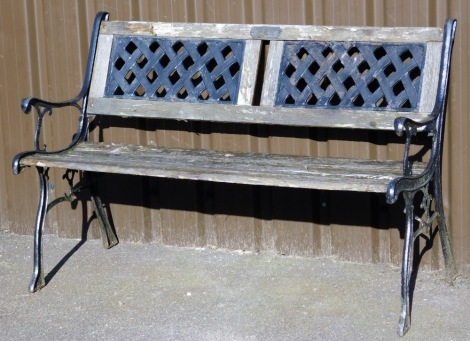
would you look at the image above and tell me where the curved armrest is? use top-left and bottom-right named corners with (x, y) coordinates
top-left (13, 12), bottom-right (110, 176)
top-left (386, 166), bottom-right (433, 204)
top-left (21, 93), bottom-right (87, 150)
top-left (21, 96), bottom-right (82, 114)
top-left (393, 113), bottom-right (436, 137)
top-left (12, 150), bottom-right (39, 175)
top-left (389, 109), bottom-right (442, 203)
top-left (14, 95), bottom-right (90, 175)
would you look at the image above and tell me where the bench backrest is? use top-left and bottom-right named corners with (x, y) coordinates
top-left (88, 19), bottom-right (447, 130)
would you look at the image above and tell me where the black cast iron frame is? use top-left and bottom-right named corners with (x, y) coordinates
top-left (12, 12), bottom-right (119, 292)
top-left (12, 12), bottom-right (457, 337)
top-left (386, 18), bottom-right (457, 336)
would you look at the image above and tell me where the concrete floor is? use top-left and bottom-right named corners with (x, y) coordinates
top-left (0, 230), bottom-right (469, 340)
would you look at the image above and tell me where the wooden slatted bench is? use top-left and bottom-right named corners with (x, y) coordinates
top-left (12, 12), bottom-right (457, 336)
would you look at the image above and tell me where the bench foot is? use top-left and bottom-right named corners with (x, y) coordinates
top-left (29, 167), bottom-right (49, 293)
top-left (434, 176), bottom-right (458, 282)
top-left (397, 314), bottom-right (411, 337)
top-left (397, 192), bottom-right (414, 336)
top-left (437, 216), bottom-right (458, 282)
top-left (90, 183), bottom-right (118, 249)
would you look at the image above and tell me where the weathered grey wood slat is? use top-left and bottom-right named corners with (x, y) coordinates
top-left (237, 40), bottom-right (262, 105)
top-left (101, 21), bottom-right (443, 43)
top-left (89, 34), bottom-right (114, 99)
top-left (87, 97), bottom-right (431, 130)
top-left (19, 143), bottom-right (426, 193)
top-left (418, 42), bottom-right (442, 113)
top-left (260, 40), bottom-right (284, 106)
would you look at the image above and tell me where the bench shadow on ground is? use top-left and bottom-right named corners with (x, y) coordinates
top-left (44, 119), bottom-right (437, 317)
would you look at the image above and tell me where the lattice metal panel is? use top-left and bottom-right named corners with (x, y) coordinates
top-left (275, 42), bottom-right (426, 111)
top-left (105, 37), bottom-right (245, 104)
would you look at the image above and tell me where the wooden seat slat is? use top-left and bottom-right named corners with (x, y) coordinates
top-left (20, 143), bottom-right (426, 193)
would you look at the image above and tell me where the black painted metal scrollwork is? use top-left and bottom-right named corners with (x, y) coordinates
top-left (12, 12), bottom-right (109, 175)
top-left (384, 19), bottom-right (458, 337)
top-left (12, 12), bottom-right (118, 293)
top-left (105, 37), bottom-right (245, 104)
top-left (413, 184), bottom-right (438, 242)
top-left (276, 41), bottom-right (426, 111)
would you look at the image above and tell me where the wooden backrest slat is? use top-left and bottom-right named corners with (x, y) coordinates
top-left (238, 40), bottom-right (262, 105)
top-left (89, 35), bottom-right (113, 100)
top-left (101, 21), bottom-right (442, 43)
top-left (88, 97), bottom-right (431, 130)
top-left (260, 41), bottom-right (284, 106)
top-left (418, 42), bottom-right (442, 113)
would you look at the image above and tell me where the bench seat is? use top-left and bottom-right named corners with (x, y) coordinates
top-left (19, 142), bottom-right (425, 193)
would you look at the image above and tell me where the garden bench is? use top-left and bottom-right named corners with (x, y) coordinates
top-left (12, 12), bottom-right (457, 336)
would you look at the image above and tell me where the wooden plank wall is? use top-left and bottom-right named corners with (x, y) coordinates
top-left (0, 0), bottom-right (468, 274)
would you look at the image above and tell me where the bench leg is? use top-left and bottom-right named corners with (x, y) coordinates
top-left (397, 192), bottom-right (414, 336)
top-left (29, 167), bottom-right (49, 293)
top-left (434, 174), bottom-right (457, 282)
top-left (90, 180), bottom-right (118, 249)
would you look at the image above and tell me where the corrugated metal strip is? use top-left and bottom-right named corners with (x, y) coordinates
top-left (1, 0), bottom-right (468, 273)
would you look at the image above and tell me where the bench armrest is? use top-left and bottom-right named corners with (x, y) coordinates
top-left (387, 110), bottom-right (441, 204)
top-left (12, 95), bottom-right (90, 175)
top-left (393, 113), bottom-right (436, 137)
top-left (20, 95), bottom-right (88, 151)
top-left (387, 19), bottom-right (457, 204)
top-left (21, 96), bottom-right (84, 114)
top-left (13, 12), bottom-right (109, 175)
top-left (386, 166), bottom-right (433, 204)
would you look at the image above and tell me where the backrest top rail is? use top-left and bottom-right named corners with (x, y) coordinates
top-left (101, 21), bottom-right (443, 43)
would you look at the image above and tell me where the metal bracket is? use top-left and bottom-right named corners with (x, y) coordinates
top-left (413, 184), bottom-right (439, 242)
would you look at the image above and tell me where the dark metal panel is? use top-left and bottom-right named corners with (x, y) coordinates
top-left (105, 37), bottom-right (245, 104)
top-left (275, 41), bottom-right (425, 110)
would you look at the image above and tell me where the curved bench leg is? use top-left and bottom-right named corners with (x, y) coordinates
top-left (433, 174), bottom-right (457, 281)
top-left (397, 192), bottom-right (414, 336)
top-left (29, 167), bottom-right (49, 293)
top-left (90, 180), bottom-right (118, 249)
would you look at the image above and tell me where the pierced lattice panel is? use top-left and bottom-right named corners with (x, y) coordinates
top-left (275, 42), bottom-right (426, 111)
top-left (105, 37), bottom-right (245, 104)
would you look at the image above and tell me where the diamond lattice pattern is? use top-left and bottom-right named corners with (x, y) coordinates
top-left (105, 37), bottom-right (245, 104)
top-left (276, 42), bottom-right (426, 111)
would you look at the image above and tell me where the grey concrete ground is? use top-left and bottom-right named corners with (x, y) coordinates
top-left (0, 230), bottom-right (468, 341)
